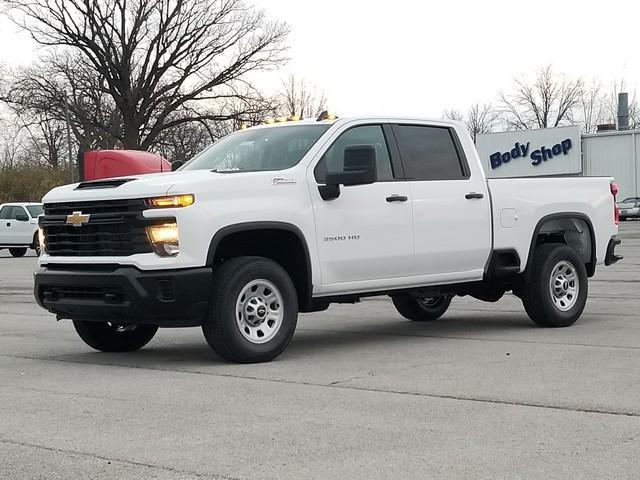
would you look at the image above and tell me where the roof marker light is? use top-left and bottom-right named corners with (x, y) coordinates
top-left (317, 110), bottom-right (337, 121)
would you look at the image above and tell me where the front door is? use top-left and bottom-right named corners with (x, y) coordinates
top-left (0, 205), bottom-right (11, 244)
top-left (2, 206), bottom-right (33, 244)
top-left (309, 124), bottom-right (413, 291)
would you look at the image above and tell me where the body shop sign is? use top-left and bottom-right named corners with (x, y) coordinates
top-left (476, 126), bottom-right (581, 178)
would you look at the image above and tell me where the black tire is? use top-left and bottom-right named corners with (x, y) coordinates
top-left (522, 244), bottom-right (588, 328)
top-left (391, 295), bottom-right (452, 322)
top-left (202, 256), bottom-right (298, 363)
top-left (72, 321), bottom-right (158, 352)
top-left (9, 247), bottom-right (27, 257)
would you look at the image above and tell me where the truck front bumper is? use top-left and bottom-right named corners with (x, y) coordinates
top-left (34, 265), bottom-right (212, 327)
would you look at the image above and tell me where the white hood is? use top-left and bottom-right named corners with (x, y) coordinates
top-left (41, 170), bottom-right (209, 203)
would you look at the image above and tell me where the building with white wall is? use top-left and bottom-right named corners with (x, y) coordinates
top-left (583, 129), bottom-right (640, 200)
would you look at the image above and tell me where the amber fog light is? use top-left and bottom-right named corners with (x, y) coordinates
top-left (146, 223), bottom-right (179, 256)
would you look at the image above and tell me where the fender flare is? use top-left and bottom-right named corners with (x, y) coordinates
top-left (525, 213), bottom-right (596, 277)
top-left (206, 221), bottom-right (314, 306)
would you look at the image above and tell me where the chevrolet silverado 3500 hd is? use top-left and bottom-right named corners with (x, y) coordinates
top-left (34, 116), bottom-right (622, 363)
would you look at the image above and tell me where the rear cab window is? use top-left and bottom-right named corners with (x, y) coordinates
top-left (392, 124), bottom-right (468, 180)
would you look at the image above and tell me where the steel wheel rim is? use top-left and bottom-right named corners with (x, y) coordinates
top-left (107, 323), bottom-right (138, 333)
top-left (418, 297), bottom-right (444, 309)
top-left (235, 279), bottom-right (284, 344)
top-left (548, 260), bottom-right (579, 312)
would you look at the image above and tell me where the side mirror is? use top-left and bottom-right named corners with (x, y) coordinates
top-left (318, 145), bottom-right (377, 201)
top-left (171, 160), bottom-right (184, 172)
top-left (15, 214), bottom-right (29, 222)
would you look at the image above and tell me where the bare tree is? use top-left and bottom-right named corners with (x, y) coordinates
top-left (278, 74), bottom-right (327, 119)
top-left (16, 114), bottom-right (68, 168)
top-left (499, 66), bottom-right (583, 130)
top-left (442, 109), bottom-right (464, 122)
top-left (576, 81), bottom-right (608, 133)
top-left (466, 103), bottom-right (499, 142)
top-left (0, 122), bottom-right (23, 168)
top-left (3, 0), bottom-right (289, 150)
top-left (443, 103), bottom-right (498, 142)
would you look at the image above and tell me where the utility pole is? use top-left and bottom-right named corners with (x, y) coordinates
top-left (63, 91), bottom-right (74, 183)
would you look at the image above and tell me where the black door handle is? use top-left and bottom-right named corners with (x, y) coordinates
top-left (5, 222), bottom-right (10, 227)
top-left (465, 192), bottom-right (484, 200)
top-left (386, 195), bottom-right (408, 203)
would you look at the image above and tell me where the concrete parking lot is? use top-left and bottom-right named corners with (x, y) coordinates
top-left (1, 224), bottom-right (639, 479)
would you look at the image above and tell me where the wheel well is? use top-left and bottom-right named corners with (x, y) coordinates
top-left (528, 215), bottom-right (596, 276)
top-left (208, 227), bottom-right (312, 310)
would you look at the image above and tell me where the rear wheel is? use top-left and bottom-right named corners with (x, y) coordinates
top-left (202, 256), bottom-right (298, 363)
top-left (72, 321), bottom-right (158, 352)
top-left (391, 294), bottom-right (451, 322)
top-left (9, 247), bottom-right (27, 257)
top-left (522, 244), bottom-right (588, 327)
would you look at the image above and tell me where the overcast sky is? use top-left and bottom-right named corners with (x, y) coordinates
top-left (1, 0), bottom-right (638, 118)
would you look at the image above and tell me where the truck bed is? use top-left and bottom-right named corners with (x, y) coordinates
top-left (488, 176), bottom-right (618, 272)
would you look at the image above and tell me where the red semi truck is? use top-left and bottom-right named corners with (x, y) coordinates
top-left (82, 150), bottom-right (171, 181)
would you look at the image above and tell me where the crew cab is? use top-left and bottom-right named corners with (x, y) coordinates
top-left (0, 202), bottom-right (43, 257)
top-left (34, 116), bottom-right (622, 363)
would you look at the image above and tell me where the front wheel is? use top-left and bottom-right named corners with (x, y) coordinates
top-left (73, 321), bottom-right (158, 352)
top-left (522, 244), bottom-right (588, 327)
top-left (391, 295), bottom-right (451, 322)
top-left (202, 256), bottom-right (298, 363)
top-left (9, 247), bottom-right (27, 257)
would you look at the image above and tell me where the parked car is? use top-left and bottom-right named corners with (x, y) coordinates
top-left (0, 202), bottom-right (43, 257)
top-left (35, 116), bottom-right (621, 363)
top-left (617, 197), bottom-right (640, 220)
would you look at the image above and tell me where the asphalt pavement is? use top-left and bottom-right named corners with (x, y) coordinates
top-left (1, 223), bottom-right (639, 479)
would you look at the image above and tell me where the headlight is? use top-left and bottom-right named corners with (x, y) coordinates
top-left (147, 194), bottom-right (194, 208)
top-left (146, 223), bottom-right (179, 256)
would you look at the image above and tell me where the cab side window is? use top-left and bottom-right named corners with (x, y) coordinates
top-left (315, 125), bottom-right (394, 183)
top-left (9, 207), bottom-right (27, 219)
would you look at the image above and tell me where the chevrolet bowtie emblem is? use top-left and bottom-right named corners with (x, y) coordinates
top-left (66, 211), bottom-right (90, 227)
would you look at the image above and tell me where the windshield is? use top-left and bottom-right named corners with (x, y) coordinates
top-left (181, 125), bottom-right (330, 172)
top-left (26, 205), bottom-right (43, 217)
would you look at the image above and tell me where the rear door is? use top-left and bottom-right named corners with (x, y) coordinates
top-left (392, 123), bottom-right (491, 281)
top-left (310, 123), bottom-right (414, 289)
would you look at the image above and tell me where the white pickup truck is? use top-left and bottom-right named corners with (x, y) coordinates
top-left (0, 202), bottom-right (43, 256)
top-left (34, 116), bottom-right (622, 363)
